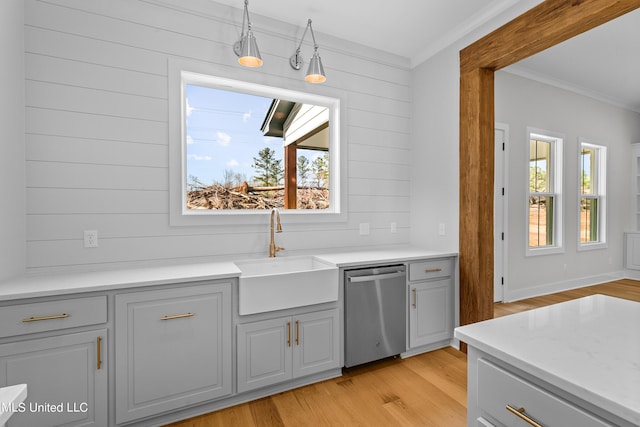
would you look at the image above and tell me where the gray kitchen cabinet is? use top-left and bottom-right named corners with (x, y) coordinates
top-left (115, 282), bottom-right (232, 424)
top-left (237, 308), bottom-right (339, 393)
top-left (0, 329), bottom-right (107, 427)
top-left (473, 357), bottom-right (612, 427)
top-left (0, 296), bottom-right (108, 427)
top-left (407, 258), bottom-right (454, 349)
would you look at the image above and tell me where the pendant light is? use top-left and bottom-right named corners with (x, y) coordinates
top-left (233, 0), bottom-right (263, 67)
top-left (290, 19), bottom-right (327, 83)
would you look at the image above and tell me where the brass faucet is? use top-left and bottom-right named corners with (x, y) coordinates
top-left (269, 208), bottom-right (284, 257)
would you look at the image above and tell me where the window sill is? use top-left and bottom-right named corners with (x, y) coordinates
top-left (525, 246), bottom-right (565, 257)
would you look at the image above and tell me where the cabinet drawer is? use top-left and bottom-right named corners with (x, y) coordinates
top-left (478, 358), bottom-right (611, 427)
top-left (0, 296), bottom-right (107, 338)
top-left (408, 259), bottom-right (452, 281)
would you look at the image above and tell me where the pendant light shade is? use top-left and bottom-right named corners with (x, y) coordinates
top-left (305, 49), bottom-right (326, 83)
top-left (233, 0), bottom-right (263, 67)
top-left (290, 19), bottom-right (327, 84)
top-left (238, 31), bottom-right (262, 67)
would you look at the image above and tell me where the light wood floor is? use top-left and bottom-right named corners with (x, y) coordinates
top-left (166, 279), bottom-right (640, 427)
top-left (493, 278), bottom-right (640, 317)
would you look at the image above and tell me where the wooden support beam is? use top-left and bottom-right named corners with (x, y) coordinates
top-left (459, 0), bottom-right (640, 329)
top-left (460, 67), bottom-right (495, 327)
top-left (461, 0), bottom-right (640, 73)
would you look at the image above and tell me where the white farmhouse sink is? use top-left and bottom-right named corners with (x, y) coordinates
top-left (235, 256), bottom-right (338, 315)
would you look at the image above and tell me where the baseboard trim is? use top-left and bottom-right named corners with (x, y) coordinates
top-left (504, 271), bottom-right (627, 302)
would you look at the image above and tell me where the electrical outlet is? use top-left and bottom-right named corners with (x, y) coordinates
top-left (84, 230), bottom-right (98, 248)
top-left (390, 222), bottom-right (397, 233)
top-left (359, 223), bottom-right (370, 235)
top-left (438, 223), bottom-right (446, 236)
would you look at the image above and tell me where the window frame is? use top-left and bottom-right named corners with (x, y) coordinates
top-left (577, 139), bottom-right (607, 251)
top-left (525, 128), bottom-right (564, 256)
top-left (168, 59), bottom-right (347, 226)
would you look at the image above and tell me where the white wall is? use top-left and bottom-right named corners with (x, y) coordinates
top-left (22, 0), bottom-right (412, 272)
top-left (410, 0), bottom-right (541, 253)
top-left (0, 0), bottom-right (26, 280)
top-left (409, 46), bottom-right (459, 252)
top-left (496, 71), bottom-right (640, 300)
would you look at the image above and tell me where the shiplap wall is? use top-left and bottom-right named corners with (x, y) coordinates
top-left (24, 0), bottom-right (412, 271)
top-left (0, 0), bottom-right (26, 280)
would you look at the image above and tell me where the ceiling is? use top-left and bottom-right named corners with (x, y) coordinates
top-left (503, 7), bottom-right (640, 113)
top-left (215, 0), bottom-right (640, 113)
top-left (215, 0), bottom-right (525, 65)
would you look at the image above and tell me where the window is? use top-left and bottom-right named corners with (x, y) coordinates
top-left (168, 59), bottom-right (345, 226)
top-left (578, 141), bottom-right (607, 250)
top-left (184, 83), bottom-right (331, 211)
top-left (527, 129), bottom-right (563, 255)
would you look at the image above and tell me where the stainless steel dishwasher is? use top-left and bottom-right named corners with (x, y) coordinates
top-left (344, 264), bottom-right (406, 367)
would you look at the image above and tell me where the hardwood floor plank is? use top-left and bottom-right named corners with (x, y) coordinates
top-left (166, 279), bottom-right (639, 427)
top-left (402, 348), bottom-right (467, 406)
top-left (250, 398), bottom-right (285, 427)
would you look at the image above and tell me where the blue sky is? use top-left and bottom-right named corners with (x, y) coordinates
top-left (185, 84), bottom-right (281, 187)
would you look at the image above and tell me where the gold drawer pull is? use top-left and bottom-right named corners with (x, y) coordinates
top-left (412, 288), bottom-right (417, 308)
top-left (287, 322), bottom-right (292, 347)
top-left (295, 320), bottom-right (300, 346)
top-left (97, 336), bottom-right (102, 370)
top-left (22, 313), bottom-right (70, 322)
top-left (506, 405), bottom-right (544, 427)
top-left (425, 268), bottom-right (442, 273)
top-left (160, 312), bottom-right (194, 321)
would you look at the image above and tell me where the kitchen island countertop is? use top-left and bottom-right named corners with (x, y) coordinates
top-left (455, 294), bottom-right (640, 426)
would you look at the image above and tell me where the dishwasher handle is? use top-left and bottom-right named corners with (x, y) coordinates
top-left (347, 271), bottom-right (405, 283)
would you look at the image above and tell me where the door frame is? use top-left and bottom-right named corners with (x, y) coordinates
top-left (494, 123), bottom-right (509, 302)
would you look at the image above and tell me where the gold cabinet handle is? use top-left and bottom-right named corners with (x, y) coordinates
top-left (22, 313), bottom-right (70, 322)
top-left (412, 288), bottom-right (417, 308)
top-left (506, 405), bottom-right (544, 427)
top-left (295, 320), bottom-right (300, 346)
top-left (425, 268), bottom-right (442, 273)
top-left (287, 322), bottom-right (291, 347)
top-left (96, 336), bottom-right (102, 370)
top-left (160, 312), bottom-right (194, 320)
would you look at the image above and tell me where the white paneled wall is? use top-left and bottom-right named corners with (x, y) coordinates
top-left (0, 0), bottom-right (26, 280)
top-left (24, 0), bottom-right (412, 271)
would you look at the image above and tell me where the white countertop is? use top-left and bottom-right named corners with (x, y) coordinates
top-left (0, 262), bottom-right (242, 301)
top-left (0, 384), bottom-right (27, 426)
top-left (316, 247), bottom-right (457, 268)
top-left (455, 295), bottom-right (640, 426)
top-left (0, 246), bottom-right (456, 301)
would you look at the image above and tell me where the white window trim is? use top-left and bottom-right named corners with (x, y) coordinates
top-left (167, 58), bottom-right (348, 226)
top-left (525, 128), bottom-right (564, 257)
top-left (577, 139), bottom-right (607, 251)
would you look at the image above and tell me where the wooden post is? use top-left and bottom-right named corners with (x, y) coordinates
top-left (459, 67), bottom-right (495, 329)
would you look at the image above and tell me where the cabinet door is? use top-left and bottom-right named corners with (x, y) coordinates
top-left (237, 317), bottom-right (292, 393)
top-left (293, 309), bottom-right (339, 378)
top-left (409, 279), bottom-right (452, 348)
top-left (0, 330), bottom-right (107, 427)
top-left (115, 283), bottom-right (231, 424)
